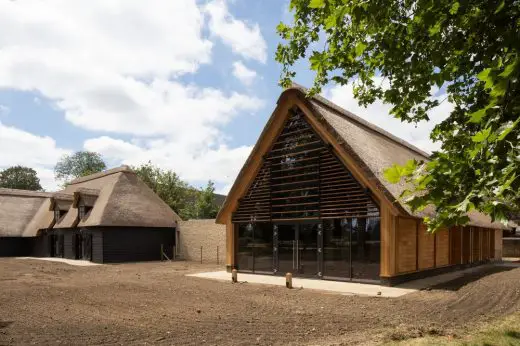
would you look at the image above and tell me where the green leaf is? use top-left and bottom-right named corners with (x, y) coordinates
top-left (477, 68), bottom-right (490, 81)
top-left (309, 51), bottom-right (325, 71)
top-left (499, 59), bottom-right (518, 78)
top-left (384, 164), bottom-right (404, 184)
top-left (355, 42), bottom-right (367, 56)
top-left (428, 21), bottom-right (442, 36)
top-left (449, 2), bottom-right (460, 15)
top-left (490, 79), bottom-right (509, 98)
top-left (497, 117), bottom-right (520, 141)
top-left (467, 108), bottom-right (486, 123)
top-left (324, 14), bottom-right (336, 29)
top-left (309, 0), bottom-right (325, 9)
top-left (472, 128), bottom-right (491, 143)
top-left (495, 0), bottom-right (505, 13)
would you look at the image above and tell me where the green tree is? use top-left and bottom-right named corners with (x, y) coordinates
top-left (0, 166), bottom-right (42, 191)
top-left (193, 181), bottom-right (220, 219)
top-left (133, 162), bottom-right (195, 220)
top-left (276, 0), bottom-right (519, 230)
top-left (55, 151), bottom-right (106, 183)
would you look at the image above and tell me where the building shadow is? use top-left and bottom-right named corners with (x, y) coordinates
top-left (396, 265), bottom-right (517, 291)
top-left (429, 266), bottom-right (515, 291)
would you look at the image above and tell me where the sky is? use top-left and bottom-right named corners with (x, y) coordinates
top-left (0, 0), bottom-right (452, 194)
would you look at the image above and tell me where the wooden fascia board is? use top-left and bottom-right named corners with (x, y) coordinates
top-left (215, 92), bottom-right (297, 224)
top-left (294, 97), bottom-right (402, 216)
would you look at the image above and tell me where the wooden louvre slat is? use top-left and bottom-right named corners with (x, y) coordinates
top-left (232, 107), bottom-right (380, 223)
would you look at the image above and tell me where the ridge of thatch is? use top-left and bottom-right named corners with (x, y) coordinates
top-left (290, 83), bottom-right (431, 159)
top-left (0, 188), bottom-right (52, 198)
top-left (68, 166), bottom-right (132, 185)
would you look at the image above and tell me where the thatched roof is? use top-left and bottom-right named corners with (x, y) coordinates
top-left (53, 166), bottom-right (181, 229)
top-left (22, 198), bottom-right (54, 237)
top-left (0, 189), bottom-right (52, 237)
top-left (19, 166), bottom-right (181, 235)
top-left (217, 85), bottom-right (508, 230)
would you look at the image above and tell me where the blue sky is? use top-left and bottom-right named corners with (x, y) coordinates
top-left (0, 0), bottom-right (449, 193)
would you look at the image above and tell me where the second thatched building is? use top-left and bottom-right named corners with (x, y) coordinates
top-left (2, 166), bottom-right (181, 263)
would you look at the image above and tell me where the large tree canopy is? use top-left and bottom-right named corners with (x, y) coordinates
top-left (0, 166), bottom-right (42, 191)
top-left (55, 151), bottom-right (107, 183)
top-left (276, 0), bottom-right (519, 230)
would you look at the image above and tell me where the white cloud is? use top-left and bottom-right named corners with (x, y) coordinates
top-left (232, 61), bottom-right (257, 85)
top-left (0, 122), bottom-right (70, 191)
top-left (0, 105), bottom-right (9, 117)
top-left (324, 82), bottom-right (452, 153)
top-left (0, 0), bottom-right (266, 192)
top-left (205, 0), bottom-right (267, 63)
top-left (84, 136), bottom-right (252, 188)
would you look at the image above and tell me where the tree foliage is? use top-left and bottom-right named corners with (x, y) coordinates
top-left (132, 162), bottom-right (195, 220)
top-left (190, 181), bottom-right (220, 219)
top-left (133, 162), bottom-right (220, 220)
top-left (0, 166), bottom-right (42, 191)
top-left (55, 151), bottom-right (107, 183)
top-left (276, 0), bottom-right (520, 230)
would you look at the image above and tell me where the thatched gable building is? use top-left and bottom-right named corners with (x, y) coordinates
top-left (217, 85), bottom-right (509, 285)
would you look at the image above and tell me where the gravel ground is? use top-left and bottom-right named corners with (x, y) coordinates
top-left (0, 259), bottom-right (519, 346)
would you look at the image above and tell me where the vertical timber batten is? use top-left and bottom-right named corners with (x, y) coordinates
top-left (380, 203), bottom-right (396, 277)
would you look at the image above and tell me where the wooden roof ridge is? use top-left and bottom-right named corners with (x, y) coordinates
top-left (0, 188), bottom-right (53, 198)
top-left (68, 165), bottom-right (133, 185)
top-left (286, 83), bottom-right (431, 160)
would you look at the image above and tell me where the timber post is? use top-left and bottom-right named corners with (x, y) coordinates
top-left (286, 272), bottom-right (293, 289)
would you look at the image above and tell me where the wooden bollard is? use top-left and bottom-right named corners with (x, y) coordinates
top-left (286, 272), bottom-right (293, 289)
top-left (231, 269), bottom-right (238, 283)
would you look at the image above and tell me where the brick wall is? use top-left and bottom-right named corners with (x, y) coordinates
top-left (177, 219), bottom-right (226, 264)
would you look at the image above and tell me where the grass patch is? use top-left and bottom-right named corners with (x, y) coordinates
top-left (385, 313), bottom-right (520, 345)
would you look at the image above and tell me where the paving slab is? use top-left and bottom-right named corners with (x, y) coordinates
top-left (188, 264), bottom-right (510, 297)
top-left (17, 257), bottom-right (100, 266)
top-left (187, 271), bottom-right (416, 297)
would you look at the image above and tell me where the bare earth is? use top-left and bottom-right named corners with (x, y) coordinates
top-left (1, 259), bottom-right (519, 346)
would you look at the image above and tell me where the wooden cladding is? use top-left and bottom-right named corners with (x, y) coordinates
top-left (232, 107), bottom-right (379, 223)
top-left (394, 219), bottom-right (496, 276)
top-left (232, 164), bottom-right (271, 223)
top-left (449, 226), bottom-right (495, 265)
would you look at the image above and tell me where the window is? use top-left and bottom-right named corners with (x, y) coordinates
top-left (79, 205), bottom-right (86, 219)
top-left (54, 209), bottom-right (61, 222)
top-left (78, 205), bottom-right (92, 219)
top-left (54, 208), bottom-right (66, 222)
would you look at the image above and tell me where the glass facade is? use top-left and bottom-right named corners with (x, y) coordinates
top-left (236, 223), bottom-right (273, 273)
top-left (236, 217), bottom-right (381, 281)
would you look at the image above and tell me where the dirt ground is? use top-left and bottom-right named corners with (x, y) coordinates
top-left (1, 259), bottom-right (520, 346)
